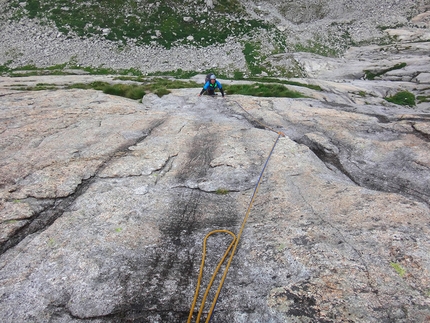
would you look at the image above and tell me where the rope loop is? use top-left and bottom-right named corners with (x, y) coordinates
top-left (187, 98), bottom-right (283, 322)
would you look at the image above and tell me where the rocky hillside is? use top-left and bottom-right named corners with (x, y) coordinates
top-left (0, 0), bottom-right (428, 76)
top-left (0, 1), bottom-right (430, 323)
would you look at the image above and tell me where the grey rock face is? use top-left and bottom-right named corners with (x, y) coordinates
top-left (0, 1), bottom-right (429, 322)
top-left (0, 79), bottom-right (429, 322)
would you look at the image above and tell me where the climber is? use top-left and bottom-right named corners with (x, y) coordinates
top-left (198, 74), bottom-right (225, 97)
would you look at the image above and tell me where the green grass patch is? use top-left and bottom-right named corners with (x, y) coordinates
top-left (385, 91), bottom-right (415, 106)
top-left (215, 188), bottom-right (229, 195)
top-left (377, 24), bottom-right (405, 31)
top-left (103, 83), bottom-right (146, 100)
top-left (294, 40), bottom-right (338, 57)
top-left (147, 69), bottom-right (199, 79)
top-left (3, 63), bottom-right (145, 77)
top-left (45, 63), bottom-right (68, 70)
top-left (145, 78), bottom-right (199, 90)
top-left (67, 78), bottom-right (199, 99)
top-left (243, 42), bottom-right (265, 75)
top-left (16, 64), bottom-right (39, 70)
top-left (0, 63), bottom-right (12, 74)
top-left (152, 87), bottom-right (170, 97)
top-left (243, 77), bottom-right (322, 91)
top-left (226, 83), bottom-right (307, 98)
top-left (417, 95), bottom-right (430, 103)
top-left (364, 62), bottom-right (407, 80)
top-left (390, 262), bottom-right (406, 277)
top-left (7, 0), bottom-right (269, 49)
top-left (31, 83), bottom-right (58, 90)
top-left (68, 81), bottom-right (110, 90)
top-left (79, 66), bottom-right (143, 76)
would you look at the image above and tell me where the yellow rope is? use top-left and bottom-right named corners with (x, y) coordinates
top-left (188, 140), bottom-right (282, 321)
top-left (187, 230), bottom-right (236, 323)
top-left (187, 99), bottom-right (284, 322)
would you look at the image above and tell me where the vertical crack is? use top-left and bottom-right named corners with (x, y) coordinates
top-left (154, 154), bottom-right (178, 184)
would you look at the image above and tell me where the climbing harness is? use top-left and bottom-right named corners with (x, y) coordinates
top-left (187, 99), bottom-right (285, 323)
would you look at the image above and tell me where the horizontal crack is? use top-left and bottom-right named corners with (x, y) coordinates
top-left (171, 184), bottom-right (248, 194)
top-left (68, 306), bottom-right (192, 321)
top-left (412, 123), bottom-right (430, 142)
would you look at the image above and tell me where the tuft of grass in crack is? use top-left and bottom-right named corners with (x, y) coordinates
top-left (385, 91), bottom-right (415, 107)
top-left (238, 76), bottom-right (322, 91)
top-left (11, 83), bottom-right (59, 91)
top-left (364, 62), bottom-right (407, 80)
top-left (277, 243), bottom-right (286, 251)
top-left (68, 81), bottom-right (110, 91)
top-left (47, 237), bottom-right (56, 247)
top-left (226, 83), bottom-right (307, 98)
top-left (215, 188), bottom-right (229, 195)
top-left (390, 262), bottom-right (406, 277)
top-left (417, 95), bottom-right (430, 104)
top-left (377, 24), bottom-right (406, 31)
top-left (31, 83), bottom-right (58, 90)
top-left (145, 78), bottom-right (199, 90)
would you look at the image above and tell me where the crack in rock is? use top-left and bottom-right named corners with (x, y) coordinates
top-left (0, 120), bottom-right (167, 255)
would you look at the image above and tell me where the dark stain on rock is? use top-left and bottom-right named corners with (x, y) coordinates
top-left (110, 127), bottom-right (244, 322)
top-left (110, 125), bottom-right (242, 322)
top-left (104, 191), bottom-right (240, 322)
top-left (248, 118), bottom-right (267, 130)
top-left (176, 131), bottom-right (218, 182)
top-left (292, 235), bottom-right (311, 246)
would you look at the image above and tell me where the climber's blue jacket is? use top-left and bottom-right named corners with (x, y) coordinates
top-left (203, 80), bottom-right (223, 90)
